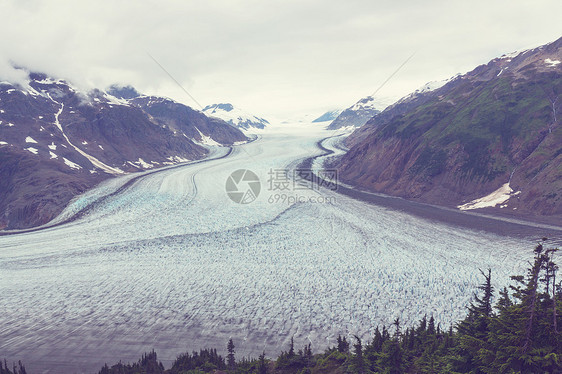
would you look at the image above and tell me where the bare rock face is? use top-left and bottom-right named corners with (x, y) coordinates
top-left (339, 37), bottom-right (562, 222)
top-left (133, 98), bottom-right (248, 144)
top-left (0, 76), bottom-right (248, 230)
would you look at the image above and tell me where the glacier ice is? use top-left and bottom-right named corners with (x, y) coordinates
top-left (0, 122), bottom-right (547, 373)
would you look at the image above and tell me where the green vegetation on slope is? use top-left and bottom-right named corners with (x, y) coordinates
top-left (375, 75), bottom-right (561, 182)
top-left (339, 47), bottom-right (562, 217)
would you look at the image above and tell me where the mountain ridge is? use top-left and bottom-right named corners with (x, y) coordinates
top-left (203, 103), bottom-right (269, 130)
top-left (0, 75), bottom-right (247, 229)
top-left (338, 36), bottom-right (562, 221)
top-left (327, 96), bottom-right (386, 130)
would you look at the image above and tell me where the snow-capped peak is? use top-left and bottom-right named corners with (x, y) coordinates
top-left (413, 75), bottom-right (460, 95)
top-left (393, 74), bottom-right (461, 107)
top-left (327, 96), bottom-right (389, 130)
top-left (349, 96), bottom-right (390, 112)
top-left (206, 103), bottom-right (235, 112)
top-left (203, 103), bottom-right (269, 131)
top-left (499, 49), bottom-right (525, 60)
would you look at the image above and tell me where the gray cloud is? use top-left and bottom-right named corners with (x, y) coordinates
top-left (1, 0), bottom-right (561, 120)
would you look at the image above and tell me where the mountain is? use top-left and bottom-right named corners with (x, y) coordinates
top-left (106, 84), bottom-right (141, 100)
top-left (203, 103), bottom-right (269, 130)
top-left (0, 77), bottom-right (247, 230)
top-left (312, 109), bottom-right (342, 123)
top-left (338, 37), bottom-right (562, 222)
top-left (327, 96), bottom-right (387, 130)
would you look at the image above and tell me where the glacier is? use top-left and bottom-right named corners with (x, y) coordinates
top-left (0, 122), bottom-right (556, 373)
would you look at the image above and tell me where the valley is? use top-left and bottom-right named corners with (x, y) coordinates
top-left (1, 2), bottom-right (561, 373)
top-left (0, 123), bottom-right (558, 373)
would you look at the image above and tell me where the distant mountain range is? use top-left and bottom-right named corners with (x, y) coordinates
top-left (203, 103), bottom-right (269, 130)
top-left (327, 96), bottom-right (387, 130)
top-left (0, 75), bottom-right (247, 229)
top-left (339, 36), bottom-right (562, 222)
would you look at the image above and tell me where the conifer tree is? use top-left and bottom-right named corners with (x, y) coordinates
top-left (337, 335), bottom-right (349, 353)
top-left (288, 336), bottom-right (295, 357)
top-left (487, 244), bottom-right (562, 373)
top-left (350, 335), bottom-right (365, 374)
top-left (258, 351), bottom-right (267, 374)
top-left (428, 316), bottom-right (436, 336)
top-left (453, 268), bottom-right (494, 373)
top-left (227, 338), bottom-right (235, 369)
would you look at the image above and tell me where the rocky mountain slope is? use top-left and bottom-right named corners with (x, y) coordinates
top-left (0, 77), bottom-right (247, 230)
top-left (327, 96), bottom-right (385, 130)
top-left (339, 37), bottom-right (562, 222)
top-left (203, 103), bottom-right (269, 130)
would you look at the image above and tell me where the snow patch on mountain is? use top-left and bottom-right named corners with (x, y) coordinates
top-left (103, 92), bottom-right (131, 106)
top-left (63, 157), bottom-right (82, 170)
top-left (25, 136), bottom-right (37, 143)
top-left (127, 158), bottom-right (154, 169)
top-left (458, 183), bottom-right (521, 211)
top-left (34, 77), bottom-right (65, 85)
top-left (545, 58), bottom-right (561, 67)
top-left (165, 155), bottom-right (190, 164)
top-left (195, 127), bottom-right (221, 146)
top-left (47, 93), bottom-right (124, 175)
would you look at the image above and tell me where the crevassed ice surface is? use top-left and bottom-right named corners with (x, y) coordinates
top-left (0, 122), bottom-right (542, 373)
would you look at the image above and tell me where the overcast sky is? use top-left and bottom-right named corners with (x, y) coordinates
top-left (1, 0), bottom-right (561, 121)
